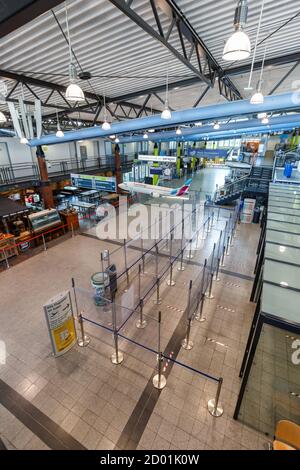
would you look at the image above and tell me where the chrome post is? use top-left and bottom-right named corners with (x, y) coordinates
top-left (138, 264), bottom-right (141, 299)
top-left (136, 298), bottom-right (147, 329)
top-left (3, 249), bottom-right (9, 269)
top-left (195, 259), bottom-right (207, 322)
top-left (181, 280), bottom-right (194, 350)
top-left (153, 278), bottom-right (162, 305)
top-left (77, 312), bottom-right (90, 347)
top-left (141, 237), bottom-right (145, 273)
top-left (123, 239), bottom-right (129, 290)
top-left (226, 235), bottom-right (231, 256)
top-left (186, 238), bottom-right (194, 259)
top-left (111, 298), bottom-right (123, 364)
top-left (153, 311), bottom-right (166, 389)
top-left (213, 258), bottom-right (221, 282)
top-left (167, 234), bottom-right (175, 286)
top-left (178, 209), bottom-right (185, 271)
top-left (207, 216), bottom-right (211, 234)
top-left (42, 234), bottom-right (47, 251)
top-left (208, 378), bottom-right (224, 417)
top-left (101, 252), bottom-right (104, 274)
top-left (71, 222), bottom-right (74, 238)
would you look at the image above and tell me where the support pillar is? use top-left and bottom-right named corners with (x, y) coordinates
top-left (114, 143), bottom-right (123, 194)
top-left (36, 145), bottom-right (54, 209)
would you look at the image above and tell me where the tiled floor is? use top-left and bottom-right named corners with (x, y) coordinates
top-left (0, 169), bottom-right (271, 450)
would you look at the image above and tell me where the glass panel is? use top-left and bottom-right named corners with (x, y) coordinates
top-left (238, 322), bottom-right (300, 437)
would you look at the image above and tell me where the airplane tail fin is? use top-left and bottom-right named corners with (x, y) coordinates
top-left (170, 178), bottom-right (192, 197)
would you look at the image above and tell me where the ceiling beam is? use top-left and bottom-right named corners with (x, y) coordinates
top-left (111, 52), bottom-right (300, 103)
top-left (0, 0), bottom-right (66, 39)
top-left (108, 0), bottom-right (242, 100)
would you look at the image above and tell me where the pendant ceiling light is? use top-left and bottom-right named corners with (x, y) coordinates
top-left (176, 127), bottom-right (182, 135)
top-left (101, 93), bottom-right (111, 130)
top-left (250, 42), bottom-right (267, 105)
top-left (223, 1), bottom-right (251, 61)
top-left (245, 0), bottom-right (265, 91)
top-left (213, 122), bottom-right (220, 130)
top-left (262, 116), bottom-right (269, 124)
top-left (55, 108), bottom-right (64, 137)
top-left (115, 137), bottom-right (120, 143)
top-left (65, 3), bottom-right (85, 102)
top-left (161, 65), bottom-right (172, 119)
top-left (20, 136), bottom-right (29, 144)
top-left (0, 111), bottom-right (7, 123)
top-left (143, 132), bottom-right (148, 139)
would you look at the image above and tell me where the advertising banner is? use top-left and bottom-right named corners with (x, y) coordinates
top-left (43, 291), bottom-right (77, 357)
top-left (71, 173), bottom-right (116, 192)
top-left (187, 148), bottom-right (228, 159)
top-left (138, 154), bottom-right (177, 163)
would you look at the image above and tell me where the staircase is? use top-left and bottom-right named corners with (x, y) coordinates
top-left (214, 166), bottom-right (273, 205)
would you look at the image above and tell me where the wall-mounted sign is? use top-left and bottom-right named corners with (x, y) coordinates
top-left (71, 173), bottom-right (116, 192)
top-left (188, 148), bottom-right (229, 159)
top-left (19, 241), bottom-right (31, 252)
top-left (43, 291), bottom-right (77, 357)
top-left (138, 154), bottom-right (177, 163)
top-left (150, 167), bottom-right (163, 175)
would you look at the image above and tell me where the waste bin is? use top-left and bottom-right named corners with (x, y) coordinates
top-left (284, 163), bottom-right (293, 178)
top-left (91, 272), bottom-right (109, 306)
top-left (106, 264), bottom-right (117, 298)
top-left (252, 207), bottom-right (261, 224)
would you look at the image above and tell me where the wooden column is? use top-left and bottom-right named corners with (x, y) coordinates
top-left (36, 145), bottom-right (54, 209)
top-left (114, 143), bottom-right (122, 194)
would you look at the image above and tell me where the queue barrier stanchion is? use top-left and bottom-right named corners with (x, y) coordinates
top-left (111, 298), bottom-right (124, 365)
top-left (138, 264), bottom-right (141, 300)
top-left (226, 235), bottom-right (231, 256)
top-left (153, 278), bottom-right (162, 305)
top-left (213, 257), bottom-right (221, 282)
top-left (123, 239), bottom-right (130, 291)
top-left (136, 298), bottom-right (147, 329)
top-left (201, 218), bottom-right (206, 240)
top-left (206, 243), bottom-right (216, 299)
top-left (211, 210), bottom-right (215, 227)
top-left (207, 377), bottom-right (224, 417)
top-left (153, 311), bottom-right (166, 390)
top-left (71, 222), bottom-right (74, 238)
top-left (101, 252), bottom-right (105, 275)
top-left (195, 259), bottom-right (207, 323)
top-left (140, 237), bottom-right (145, 274)
top-left (42, 233), bottom-right (47, 251)
top-left (177, 234), bottom-right (185, 272)
top-left (77, 312), bottom-right (91, 347)
top-left (167, 234), bottom-right (175, 286)
top-left (207, 216), bottom-right (211, 234)
top-left (186, 238), bottom-right (194, 260)
top-left (181, 280), bottom-right (194, 350)
top-left (220, 245), bottom-right (226, 267)
top-left (3, 248), bottom-right (10, 269)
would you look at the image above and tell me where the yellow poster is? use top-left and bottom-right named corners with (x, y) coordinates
top-left (43, 291), bottom-right (77, 357)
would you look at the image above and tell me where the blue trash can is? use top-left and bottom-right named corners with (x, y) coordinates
top-left (284, 163), bottom-right (293, 178)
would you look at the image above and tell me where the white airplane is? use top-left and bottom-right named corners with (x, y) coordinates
top-left (118, 178), bottom-right (192, 199)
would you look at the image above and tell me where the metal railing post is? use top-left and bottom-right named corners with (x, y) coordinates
top-left (77, 312), bottom-right (90, 347)
top-left (226, 235), bottom-right (231, 256)
top-left (195, 259), bottom-right (207, 322)
top-left (141, 237), bottom-right (145, 274)
top-left (111, 298), bottom-right (124, 365)
top-left (181, 280), bottom-right (194, 350)
top-left (153, 311), bottom-right (166, 389)
top-left (123, 239), bottom-right (130, 291)
top-left (167, 234), bottom-right (175, 286)
top-left (136, 298), bottom-right (147, 329)
top-left (208, 378), bottom-right (224, 417)
top-left (213, 257), bottom-right (221, 282)
top-left (42, 234), bottom-right (47, 251)
top-left (3, 249), bottom-right (10, 269)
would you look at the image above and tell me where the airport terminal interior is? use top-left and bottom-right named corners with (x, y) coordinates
top-left (0, 0), bottom-right (300, 454)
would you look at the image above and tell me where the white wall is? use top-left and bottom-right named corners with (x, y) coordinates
top-left (0, 137), bottom-right (33, 165)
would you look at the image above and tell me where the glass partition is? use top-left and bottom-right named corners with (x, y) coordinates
top-left (237, 321), bottom-right (300, 436)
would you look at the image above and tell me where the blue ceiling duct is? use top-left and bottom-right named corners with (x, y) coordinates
top-left (117, 114), bottom-right (300, 143)
top-left (28, 92), bottom-right (300, 146)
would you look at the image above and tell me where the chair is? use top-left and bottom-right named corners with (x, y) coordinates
top-left (273, 420), bottom-right (300, 450)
